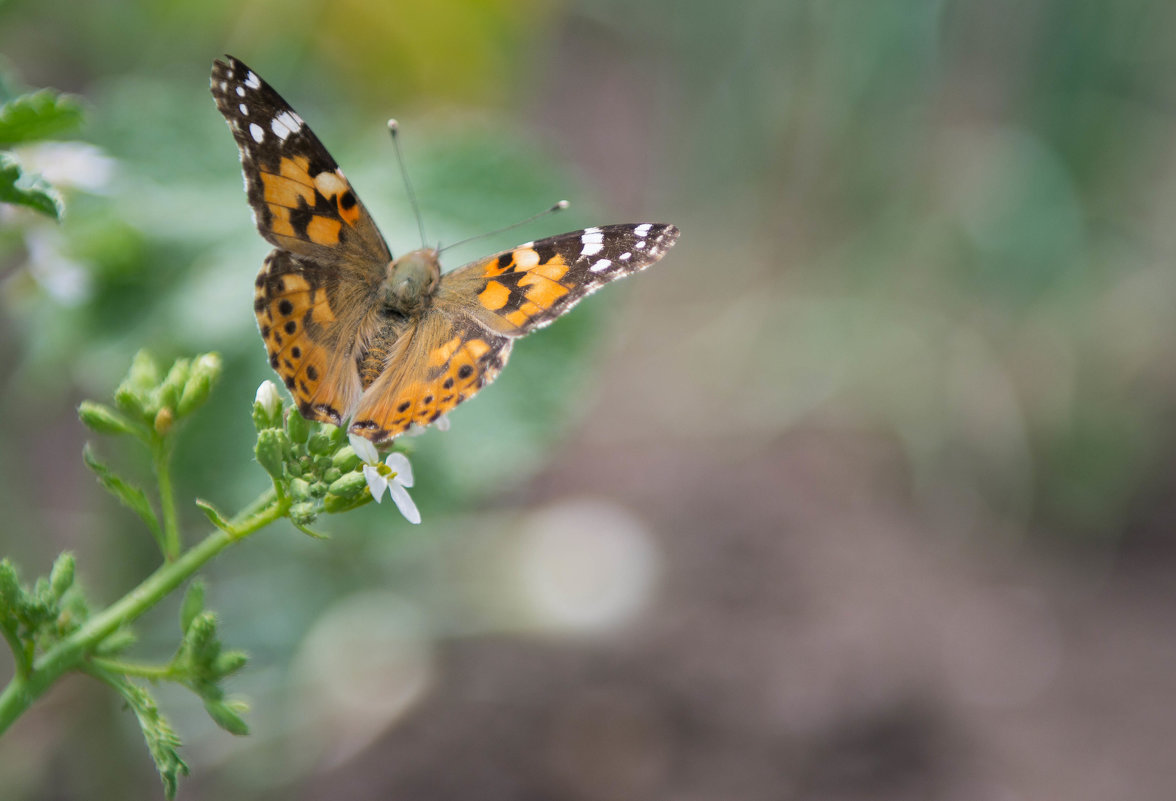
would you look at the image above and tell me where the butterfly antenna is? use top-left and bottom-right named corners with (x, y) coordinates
top-left (387, 119), bottom-right (428, 249)
top-left (439, 200), bottom-right (570, 255)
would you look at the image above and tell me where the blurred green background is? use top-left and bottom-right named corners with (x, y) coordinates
top-left (4, 0), bottom-right (1176, 799)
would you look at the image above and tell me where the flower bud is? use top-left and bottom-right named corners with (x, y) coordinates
top-left (327, 471), bottom-right (368, 499)
top-left (49, 552), bottom-right (75, 598)
top-left (285, 405), bottom-right (310, 444)
top-left (331, 445), bottom-right (360, 473)
top-left (254, 429), bottom-right (288, 480)
top-left (289, 501), bottom-right (318, 526)
top-left (288, 477), bottom-right (311, 501)
top-left (252, 380), bottom-right (283, 430)
top-left (307, 430), bottom-right (332, 455)
top-left (155, 357), bottom-right (191, 413)
top-left (77, 401), bottom-right (137, 436)
top-left (178, 352), bottom-right (222, 416)
top-left (153, 406), bottom-right (174, 435)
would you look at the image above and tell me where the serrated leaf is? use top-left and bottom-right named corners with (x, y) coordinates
top-left (82, 444), bottom-right (163, 546)
top-left (117, 680), bottom-right (189, 799)
top-left (0, 152), bottom-right (62, 219)
top-left (0, 89), bottom-right (83, 145)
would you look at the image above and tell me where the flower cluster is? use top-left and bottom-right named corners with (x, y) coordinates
top-left (251, 381), bottom-right (419, 530)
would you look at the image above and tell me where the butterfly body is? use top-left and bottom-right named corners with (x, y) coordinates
top-left (213, 56), bottom-right (678, 444)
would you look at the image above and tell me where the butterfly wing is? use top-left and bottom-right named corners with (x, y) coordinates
top-left (347, 223), bottom-right (679, 444)
top-left (211, 56), bottom-right (391, 268)
top-left (213, 56), bottom-right (394, 424)
top-left (348, 309), bottom-right (513, 443)
top-left (439, 223), bottom-right (680, 336)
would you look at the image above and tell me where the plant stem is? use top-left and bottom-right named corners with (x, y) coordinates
top-left (88, 657), bottom-right (176, 681)
top-left (153, 437), bottom-right (182, 561)
top-left (0, 619), bottom-right (29, 679)
top-left (0, 488), bottom-right (284, 736)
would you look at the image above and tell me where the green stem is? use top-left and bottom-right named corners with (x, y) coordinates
top-left (88, 657), bottom-right (177, 681)
top-left (153, 438), bottom-right (182, 561)
top-left (0, 619), bottom-right (29, 679)
top-left (0, 488), bottom-right (285, 736)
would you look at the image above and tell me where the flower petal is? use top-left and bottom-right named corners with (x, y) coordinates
top-left (349, 433), bottom-right (380, 465)
top-left (362, 463), bottom-right (387, 502)
top-left (387, 482), bottom-right (421, 524)
top-left (384, 452), bottom-right (414, 488)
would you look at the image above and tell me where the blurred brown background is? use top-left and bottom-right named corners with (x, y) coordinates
top-left (3, 0), bottom-right (1176, 799)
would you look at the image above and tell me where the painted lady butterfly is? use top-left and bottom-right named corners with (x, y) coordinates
top-left (211, 56), bottom-right (678, 444)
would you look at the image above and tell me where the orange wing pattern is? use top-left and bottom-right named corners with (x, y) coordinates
top-left (442, 223), bottom-right (680, 337)
top-left (254, 250), bottom-right (369, 425)
top-left (211, 56), bottom-right (390, 269)
top-left (349, 312), bottom-right (513, 443)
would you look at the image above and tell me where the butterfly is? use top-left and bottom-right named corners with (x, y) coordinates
top-left (211, 56), bottom-right (679, 445)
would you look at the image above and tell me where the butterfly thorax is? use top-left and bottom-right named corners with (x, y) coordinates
top-left (381, 248), bottom-right (441, 314)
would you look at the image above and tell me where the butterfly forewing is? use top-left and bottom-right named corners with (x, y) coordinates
top-left (211, 56), bottom-right (390, 269)
top-left (440, 223), bottom-right (680, 336)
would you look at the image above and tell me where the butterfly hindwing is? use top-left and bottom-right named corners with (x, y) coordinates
top-left (254, 249), bottom-right (368, 425)
top-left (349, 311), bottom-right (513, 443)
top-left (211, 56), bottom-right (390, 270)
top-left (440, 223), bottom-right (680, 337)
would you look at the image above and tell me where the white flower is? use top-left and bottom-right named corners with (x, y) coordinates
top-left (348, 434), bottom-right (420, 524)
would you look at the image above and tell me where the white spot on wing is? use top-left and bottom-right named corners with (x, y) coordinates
top-left (238, 103), bottom-right (248, 115)
top-left (590, 258), bottom-right (612, 273)
top-left (580, 228), bottom-right (605, 257)
top-left (249, 123), bottom-right (265, 143)
top-left (619, 252), bottom-right (631, 261)
top-left (634, 223), bottom-right (652, 237)
top-left (514, 248), bottom-right (540, 268)
top-left (236, 85), bottom-right (245, 97)
top-left (634, 240), bottom-right (646, 249)
top-left (275, 111), bottom-right (301, 134)
top-left (245, 71), bottom-right (261, 89)
top-left (271, 118), bottom-right (292, 140)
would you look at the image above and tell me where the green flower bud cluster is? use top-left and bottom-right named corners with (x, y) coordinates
top-left (250, 382), bottom-right (373, 535)
top-left (0, 553), bottom-right (90, 663)
top-left (79, 350), bottom-right (222, 439)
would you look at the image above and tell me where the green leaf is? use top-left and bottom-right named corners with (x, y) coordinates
top-left (203, 698), bottom-right (249, 736)
top-left (82, 445), bottom-right (164, 545)
top-left (115, 680), bottom-right (189, 799)
top-left (194, 498), bottom-right (232, 534)
top-left (0, 152), bottom-right (62, 219)
top-left (0, 89), bottom-right (83, 145)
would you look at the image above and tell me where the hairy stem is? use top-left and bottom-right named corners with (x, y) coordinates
top-left (0, 488), bottom-right (283, 736)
